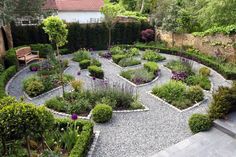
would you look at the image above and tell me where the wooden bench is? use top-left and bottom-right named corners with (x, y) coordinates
top-left (16, 47), bottom-right (40, 65)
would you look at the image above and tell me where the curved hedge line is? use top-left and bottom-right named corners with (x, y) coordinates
top-left (121, 44), bottom-right (236, 80)
top-left (0, 66), bottom-right (17, 98)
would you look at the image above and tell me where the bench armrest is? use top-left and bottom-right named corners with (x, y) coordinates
top-left (31, 50), bottom-right (39, 57)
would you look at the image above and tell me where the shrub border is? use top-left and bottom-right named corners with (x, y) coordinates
top-left (147, 91), bottom-right (208, 112)
top-left (108, 59), bottom-right (143, 69)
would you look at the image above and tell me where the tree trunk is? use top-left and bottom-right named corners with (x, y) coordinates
top-left (108, 27), bottom-right (112, 50)
top-left (140, 0), bottom-right (145, 13)
top-left (56, 45), bottom-right (65, 97)
top-left (25, 136), bottom-right (31, 157)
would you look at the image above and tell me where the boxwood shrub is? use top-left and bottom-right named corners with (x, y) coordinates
top-left (4, 48), bottom-right (19, 69)
top-left (188, 114), bottom-right (212, 134)
top-left (92, 104), bottom-right (113, 123)
top-left (112, 54), bottom-right (127, 64)
top-left (79, 59), bottom-right (91, 69)
top-left (144, 62), bottom-right (159, 74)
top-left (0, 66), bottom-right (17, 98)
top-left (88, 65), bottom-right (104, 79)
top-left (30, 44), bottom-right (54, 58)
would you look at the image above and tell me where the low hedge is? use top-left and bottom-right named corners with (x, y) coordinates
top-left (121, 44), bottom-right (236, 80)
top-left (79, 59), bottom-right (91, 69)
top-left (69, 120), bottom-right (93, 157)
top-left (0, 66), bottom-right (17, 98)
top-left (188, 114), bottom-right (212, 134)
top-left (30, 44), bottom-right (54, 58)
top-left (4, 48), bottom-right (19, 69)
top-left (88, 66), bottom-right (104, 79)
top-left (92, 104), bottom-right (113, 123)
top-left (112, 54), bottom-right (127, 64)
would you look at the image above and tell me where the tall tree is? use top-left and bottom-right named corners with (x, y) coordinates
top-left (42, 16), bottom-right (68, 96)
top-left (100, 3), bottom-right (124, 49)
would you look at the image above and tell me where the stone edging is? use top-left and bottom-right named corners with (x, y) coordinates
top-left (147, 91), bottom-right (208, 113)
top-left (117, 72), bottom-right (160, 88)
top-left (87, 131), bottom-right (100, 157)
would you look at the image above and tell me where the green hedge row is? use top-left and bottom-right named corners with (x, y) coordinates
top-left (121, 44), bottom-right (236, 80)
top-left (11, 22), bottom-right (152, 51)
top-left (69, 120), bottom-right (93, 157)
top-left (0, 66), bottom-right (17, 98)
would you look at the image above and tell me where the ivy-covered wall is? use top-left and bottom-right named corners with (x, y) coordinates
top-left (11, 22), bottom-right (152, 51)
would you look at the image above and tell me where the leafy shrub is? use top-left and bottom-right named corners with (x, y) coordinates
top-left (4, 48), bottom-right (19, 68)
top-left (92, 104), bottom-right (112, 123)
top-left (166, 59), bottom-right (193, 75)
top-left (127, 48), bottom-right (139, 56)
top-left (29, 63), bottom-right (40, 71)
top-left (45, 97), bottom-right (67, 112)
top-left (63, 59), bottom-right (69, 67)
top-left (185, 75), bottom-right (211, 90)
top-left (88, 66), bottom-right (104, 79)
top-left (188, 114), bottom-right (212, 134)
top-left (208, 86), bottom-right (236, 120)
top-left (30, 44), bottom-right (54, 58)
top-left (60, 48), bottom-right (71, 55)
top-left (130, 100), bottom-right (144, 109)
top-left (118, 57), bottom-right (141, 67)
top-left (70, 98), bottom-right (91, 115)
top-left (141, 29), bottom-right (155, 42)
top-left (199, 67), bottom-right (211, 76)
top-left (0, 66), bottom-right (17, 98)
top-left (142, 49), bottom-right (165, 62)
top-left (23, 76), bottom-right (45, 97)
top-left (110, 46), bottom-right (123, 55)
top-left (144, 62), bottom-right (159, 74)
top-left (171, 71), bottom-right (188, 81)
top-left (187, 86), bottom-right (204, 102)
top-left (79, 59), bottom-right (91, 69)
top-left (112, 54), bottom-right (127, 64)
top-left (0, 64), bottom-right (4, 74)
top-left (90, 58), bottom-right (101, 67)
top-left (73, 50), bottom-right (90, 62)
top-left (71, 80), bottom-right (83, 92)
top-left (121, 68), bottom-right (155, 85)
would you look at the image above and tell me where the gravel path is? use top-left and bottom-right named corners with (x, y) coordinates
top-left (6, 52), bottom-right (232, 157)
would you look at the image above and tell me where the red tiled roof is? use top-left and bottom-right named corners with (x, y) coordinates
top-left (44, 0), bottom-right (104, 11)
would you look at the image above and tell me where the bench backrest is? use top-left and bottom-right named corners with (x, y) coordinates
top-left (16, 47), bottom-right (31, 58)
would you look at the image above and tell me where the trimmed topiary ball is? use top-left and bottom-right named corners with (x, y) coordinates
top-left (188, 114), bottom-right (212, 134)
top-left (92, 104), bottom-right (112, 123)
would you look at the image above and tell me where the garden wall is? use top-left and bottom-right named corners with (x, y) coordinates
top-left (157, 30), bottom-right (236, 62)
top-left (11, 22), bottom-right (152, 52)
top-left (0, 28), bottom-right (6, 57)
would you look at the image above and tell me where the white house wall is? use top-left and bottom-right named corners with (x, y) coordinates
top-left (57, 11), bottom-right (104, 23)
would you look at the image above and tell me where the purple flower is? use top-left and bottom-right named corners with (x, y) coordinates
top-left (77, 71), bottom-right (81, 75)
top-left (71, 113), bottom-right (78, 121)
top-left (31, 67), bottom-right (38, 71)
top-left (92, 77), bottom-right (96, 80)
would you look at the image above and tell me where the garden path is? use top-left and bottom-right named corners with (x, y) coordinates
top-left (6, 53), bottom-right (232, 157)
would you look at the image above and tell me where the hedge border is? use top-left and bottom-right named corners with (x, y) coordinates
top-left (120, 44), bottom-right (236, 80)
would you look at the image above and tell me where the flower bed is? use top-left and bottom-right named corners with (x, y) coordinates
top-left (152, 81), bottom-right (205, 110)
top-left (120, 62), bottom-right (160, 85)
top-left (166, 59), bottom-right (211, 90)
top-left (45, 86), bottom-right (144, 116)
top-left (142, 49), bottom-right (166, 62)
top-left (23, 59), bottom-right (74, 98)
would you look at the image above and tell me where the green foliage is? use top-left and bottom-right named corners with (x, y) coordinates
top-left (187, 86), bottom-right (204, 103)
top-left (166, 60), bottom-right (193, 74)
top-left (121, 68), bottom-right (155, 85)
top-left (185, 75), bottom-right (211, 90)
top-left (142, 49), bottom-right (166, 62)
top-left (30, 44), bottom-right (54, 58)
top-left (79, 59), bottom-right (91, 69)
top-left (152, 81), bottom-right (204, 110)
top-left (208, 86), bottom-right (236, 120)
top-left (29, 63), bottom-right (40, 71)
top-left (23, 76), bottom-right (45, 97)
top-left (73, 50), bottom-right (90, 62)
top-left (91, 58), bottom-right (102, 67)
top-left (144, 61), bottom-right (159, 73)
top-left (4, 48), bottom-right (19, 69)
top-left (0, 64), bottom-right (4, 74)
top-left (112, 54), bottom-right (127, 64)
top-left (118, 57), bottom-right (141, 67)
top-left (189, 114), bottom-right (212, 134)
top-left (92, 104), bottom-right (113, 123)
top-left (71, 80), bottom-right (83, 92)
top-left (192, 25), bottom-right (236, 37)
top-left (45, 97), bottom-right (67, 112)
top-left (130, 100), bottom-right (144, 109)
top-left (120, 11), bottom-right (148, 21)
top-left (110, 46), bottom-right (123, 55)
top-left (199, 67), bottom-right (211, 77)
top-left (0, 66), bottom-right (17, 99)
top-left (127, 47), bottom-right (140, 56)
top-left (42, 16), bottom-right (68, 47)
top-left (88, 66), bottom-right (104, 79)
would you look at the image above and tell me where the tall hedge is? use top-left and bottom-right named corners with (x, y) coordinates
top-left (11, 22), bottom-right (153, 51)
